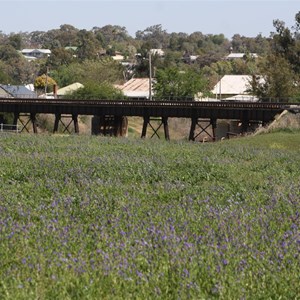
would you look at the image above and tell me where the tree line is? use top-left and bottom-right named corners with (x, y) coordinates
top-left (0, 13), bottom-right (300, 101)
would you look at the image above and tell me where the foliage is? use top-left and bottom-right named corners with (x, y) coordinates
top-left (0, 132), bottom-right (299, 299)
top-left (136, 24), bottom-right (169, 49)
top-left (0, 46), bottom-right (40, 84)
top-left (153, 67), bottom-right (211, 100)
top-left (249, 54), bottom-right (300, 101)
top-left (34, 74), bottom-right (57, 92)
top-left (134, 49), bottom-right (165, 78)
top-left (65, 81), bottom-right (124, 100)
top-left (246, 11), bottom-right (300, 101)
top-left (0, 61), bottom-right (14, 84)
top-left (92, 25), bottom-right (131, 46)
top-left (76, 29), bottom-right (101, 61)
top-left (46, 47), bottom-right (75, 68)
top-left (271, 16), bottom-right (300, 73)
top-left (0, 44), bottom-right (21, 61)
top-left (8, 34), bottom-right (23, 50)
top-left (51, 59), bottom-right (124, 88)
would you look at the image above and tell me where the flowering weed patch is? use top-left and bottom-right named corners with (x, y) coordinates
top-left (0, 132), bottom-right (299, 299)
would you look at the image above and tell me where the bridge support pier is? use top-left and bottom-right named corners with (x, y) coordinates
top-left (189, 118), bottom-right (217, 142)
top-left (53, 113), bottom-right (79, 134)
top-left (91, 115), bottom-right (128, 136)
top-left (241, 111), bottom-right (249, 134)
top-left (141, 116), bottom-right (170, 140)
top-left (13, 112), bottom-right (38, 133)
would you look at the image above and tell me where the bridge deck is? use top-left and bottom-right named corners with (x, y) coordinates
top-left (0, 98), bottom-right (294, 122)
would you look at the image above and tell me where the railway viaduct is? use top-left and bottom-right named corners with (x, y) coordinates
top-left (0, 98), bottom-right (298, 140)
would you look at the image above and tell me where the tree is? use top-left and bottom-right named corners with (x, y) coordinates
top-left (8, 34), bottom-right (23, 50)
top-left (93, 25), bottom-right (130, 45)
top-left (56, 24), bottom-right (79, 47)
top-left (65, 82), bottom-right (124, 100)
top-left (46, 47), bottom-right (75, 68)
top-left (162, 50), bottom-right (183, 68)
top-left (153, 67), bottom-right (211, 100)
top-left (76, 30), bottom-right (100, 61)
top-left (0, 61), bottom-right (13, 84)
top-left (249, 54), bottom-right (299, 101)
top-left (248, 11), bottom-right (300, 101)
top-left (51, 59), bottom-right (123, 87)
top-left (29, 30), bottom-right (47, 48)
top-left (136, 24), bottom-right (169, 48)
top-left (271, 12), bottom-right (300, 73)
top-left (0, 44), bottom-right (21, 61)
top-left (34, 74), bottom-right (57, 93)
top-left (202, 60), bottom-right (233, 89)
top-left (0, 45), bottom-right (40, 84)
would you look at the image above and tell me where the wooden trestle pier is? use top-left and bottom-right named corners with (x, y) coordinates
top-left (0, 98), bottom-right (297, 140)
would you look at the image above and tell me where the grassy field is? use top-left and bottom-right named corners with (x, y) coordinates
top-left (0, 130), bottom-right (299, 299)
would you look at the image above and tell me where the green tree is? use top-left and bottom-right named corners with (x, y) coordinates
top-left (76, 30), bottom-right (101, 61)
top-left (93, 25), bottom-right (130, 45)
top-left (51, 59), bottom-right (123, 87)
top-left (202, 60), bottom-right (233, 89)
top-left (248, 11), bottom-right (300, 101)
top-left (153, 67), bottom-right (211, 100)
top-left (56, 24), bottom-right (79, 47)
top-left (0, 44), bottom-right (21, 61)
top-left (249, 54), bottom-right (299, 101)
top-left (65, 82), bottom-right (124, 100)
top-left (136, 24), bottom-right (169, 48)
top-left (29, 30), bottom-right (47, 48)
top-left (46, 47), bottom-right (75, 68)
top-left (8, 34), bottom-right (23, 50)
top-left (0, 61), bottom-right (13, 84)
top-left (0, 45), bottom-right (40, 84)
top-left (271, 12), bottom-right (300, 73)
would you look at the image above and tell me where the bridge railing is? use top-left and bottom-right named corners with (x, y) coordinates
top-left (0, 97), bottom-right (295, 110)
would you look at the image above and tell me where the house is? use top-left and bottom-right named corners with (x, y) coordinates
top-left (150, 49), bottom-right (165, 57)
top-left (211, 75), bottom-right (261, 100)
top-left (115, 78), bottom-right (151, 99)
top-left (225, 52), bottom-right (258, 60)
top-left (21, 49), bottom-right (51, 60)
top-left (97, 49), bottom-right (107, 57)
top-left (55, 82), bottom-right (84, 98)
top-left (65, 46), bottom-right (78, 57)
top-left (43, 82), bottom-right (84, 99)
top-left (0, 84), bottom-right (37, 98)
top-left (222, 94), bottom-right (259, 102)
top-left (111, 51), bottom-right (125, 61)
top-left (182, 52), bottom-right (199, 64)
top-left (0, 86), bottom-right (10, 98)
top-left (65, 46), bottom-right (78, 52)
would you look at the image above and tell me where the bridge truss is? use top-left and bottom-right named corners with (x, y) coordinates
top-left (0, 98), bottom-right (297, 141)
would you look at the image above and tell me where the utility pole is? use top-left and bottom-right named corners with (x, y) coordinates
top-left (44, 67), bottom-right (49, 95)
top-left (149, 51), bottom-right (152, 101)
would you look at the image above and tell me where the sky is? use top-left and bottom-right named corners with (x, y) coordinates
top-left (0, 1), bottom-right (299, 39)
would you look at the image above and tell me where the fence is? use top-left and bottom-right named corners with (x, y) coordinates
top-left (0, 123), bottom-right (20, 133)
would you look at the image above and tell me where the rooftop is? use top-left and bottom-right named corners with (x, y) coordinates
top-left (115, 78), bottom-right (151, 98)
top-left (211, 75), bottom-right (254, 96)
top-left (225, 53), bottom-right (258, 60)
top-left (0, 84), bottom-right (37, 98)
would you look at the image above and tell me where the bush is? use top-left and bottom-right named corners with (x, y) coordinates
top-left (65, 82), bottom-right (124, 100)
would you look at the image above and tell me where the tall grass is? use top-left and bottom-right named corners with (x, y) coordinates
top-left (0, 131), bottom-right (299, 299)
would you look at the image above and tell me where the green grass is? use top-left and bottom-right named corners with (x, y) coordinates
top-left (0, 130), bottom-right (299, 299)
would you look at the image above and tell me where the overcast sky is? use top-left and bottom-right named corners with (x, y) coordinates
top-left (0, 1), bottom-right (299, 39)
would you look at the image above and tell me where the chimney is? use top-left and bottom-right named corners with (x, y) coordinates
top-left (53, 84), bottom-right (58, 99)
